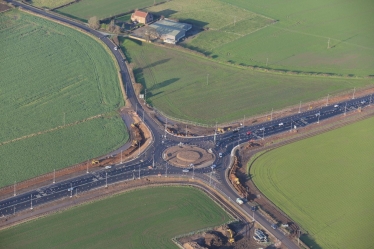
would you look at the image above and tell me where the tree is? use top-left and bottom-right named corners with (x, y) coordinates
top-left (107, 20), bottom-right (115, 32)
top-left (88, 16), bottom-right (100, 30)
top-left (114, 25), bottom-right (121, 34)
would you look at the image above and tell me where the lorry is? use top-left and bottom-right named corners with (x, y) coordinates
top-left (236, 198), bottom-right (243, 205)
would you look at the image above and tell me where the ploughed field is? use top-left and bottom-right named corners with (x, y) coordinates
top-left (122, 38), bottom-right (372, 124)
top-left (146, 0), bottom-right (374, 76)
top-left (0, 10), bottom-right (127, 188)
top-left (250, 116), bottom-right (374, 249)
top-left (0, 187), bottom-right (232, 249)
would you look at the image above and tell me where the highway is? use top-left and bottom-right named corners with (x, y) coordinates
top-left (3, 1), bottom-right (374, 248)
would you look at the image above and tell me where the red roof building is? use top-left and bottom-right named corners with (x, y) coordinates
top-left (131, 10), bottom-right (153, 24)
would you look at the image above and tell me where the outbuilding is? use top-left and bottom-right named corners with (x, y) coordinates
top-left (150, 19), bottom-right (192, 44)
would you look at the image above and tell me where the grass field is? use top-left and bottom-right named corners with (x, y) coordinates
top-left (0, 10), bottom-right (127, 187)
top-left (145, 0), bottom-right (374, 76)
top-left (250, 117), bottom-right (374, 249)
top-left (0, 187), bottom-right (232, 249)
top-left (29, 0), bottom-right (72, 9)
top-left (57, 0), bottom-right (160, 22)
top-left (122, 38), bottom-right (373, 124)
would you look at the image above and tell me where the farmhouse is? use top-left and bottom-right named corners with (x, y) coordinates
top-left (150, 19), bottom-right (192, 44)
top-left (131, 10), bottom-right (153, 24)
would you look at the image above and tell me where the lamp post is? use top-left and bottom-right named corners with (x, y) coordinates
top-left (30, 194), bottom-right (33, 210)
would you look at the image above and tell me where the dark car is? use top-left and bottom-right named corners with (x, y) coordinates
top-left (251, 206), bottom-right (257, 212)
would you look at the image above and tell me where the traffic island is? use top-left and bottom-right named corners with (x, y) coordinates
top-left (163, 145), bottom-right (215, 168)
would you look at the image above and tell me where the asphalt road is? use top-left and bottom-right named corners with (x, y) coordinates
top-left (3, 1), bottom-right (374, 248)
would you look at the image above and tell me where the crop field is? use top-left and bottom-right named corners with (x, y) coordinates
top-left (57, 0), bottom-right (160, 22)
top-left (122, 38), bottom-right (372, 124)
top-left (29, 0), bottom-right (72, 9)
top-left (0, 187), bottom-right (232, 249)
top-left (0, 10), bottom-right (126, 187)
top-left (250, 117), bottom-right (374, 248)
top-left (146, 0), bottom-right (374, 76)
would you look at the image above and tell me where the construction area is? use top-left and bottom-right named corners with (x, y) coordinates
top-left (178, 222), bottom-right (283, 249)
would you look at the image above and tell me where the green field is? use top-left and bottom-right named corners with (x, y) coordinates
top-left (57, 0), bottom-right (160, 22)
top-left (29, 0), bottom-right (72, 9)
top-left (250, 117), bottom-right (374, 249)
top-left (122, 38), bottom-right (373, 124)
top-left (0, 10), bottom-right (127, 187)
top-left (145, 0), bottom-right (374, 76)
top-left (0, 187), bottom-right (231, 249)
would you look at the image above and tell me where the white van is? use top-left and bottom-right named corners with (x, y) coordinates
top-left (279, 123), bottom-right (284, 126)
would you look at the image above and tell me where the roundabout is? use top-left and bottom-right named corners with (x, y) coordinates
top-left (163, 144), bottom-right (215, 168)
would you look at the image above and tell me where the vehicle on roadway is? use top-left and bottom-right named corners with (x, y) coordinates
top-left (67, 187), bottom-right (74, 191)
top-left (271, 223), bottom-right (278, 229)
top-left (236, 198), bottom-right (243, 205)
top-left (251, 205), bottom-right (257, 212)
top-left (279, 123), bottom-right (284, 126)
top-left (182, 169), bottom-right (189, 173)
top-left (211, 164), bottom-right (216, 169)
top-left (259, 127), bottom-right (265, 131)
top-left (114, 46), bottom-right (118, 50)
top-left (334, 104), bottom-right (339, 108)
top-left (219, 153), bottom-right (222, 158)
top-left (105, 166), bottom-right (112, 169)
top-left (246, 131), bottom-right (252, 135)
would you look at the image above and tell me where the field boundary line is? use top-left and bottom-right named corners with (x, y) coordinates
top-left (0, 114), bottom-right (105, 146)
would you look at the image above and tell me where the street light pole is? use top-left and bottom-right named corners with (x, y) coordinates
top-left (70, 183), bottom-right (72, 197)
top-left (262, 129), bottom-right (265, 140)
top-left (13, 181), bottom-right (16, 196)
top-left (152, 155), bottom-right (155, 168)
top-left (317, 113), bottom-right (320, 124)
top-left (271, 108), bottom-right (273, 121)
top-left (352, 87), bottom-right (356, 99)
top-left (138, 165), bottom-right (141, 179)
top-left (344, 103), bottom-right (347, 116)
top-left (53, 169), bottom-right (56, 183)
top-left (30, 194), bottom-right (33, 210)
top-left (326, 94), bottom-right (329, 106)
top-left (298, 101), bottom-right (302, 113)
top-left (105, 172), bottom-right (108, 188)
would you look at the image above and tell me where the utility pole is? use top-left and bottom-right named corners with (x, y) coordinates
top-left (290, 119), bottom-right (293, 131)
top-left (13, 206), bottom-right (16, 215)
top-left (327, 38), bottom-right (330, 49)
top-left (53, 169), bottom-right (56, 183)
top-left (105, 172), bottom-right (108, 188)
top-left (326, 94), bottom-right (329, 106)
top-left (352, 87), bottom-right (356, 99)
top-left (13, 181), bottom-right (16, 196)
top-left (75, 188), bottom-right (78, 197)
top-left (298, 101), bottom-right (301, 113)
top-left (262, 129), bottom-right (265, 140)
top-left (185, 125), bottom-right (188, 137)
top-left (30, 194), bottom-right (33, 210)
top-left (317, 113), bottom-right (320, 124)
top-left (207, 73), bottom-right (209, 86)
top-left (70, 183), bottom-right (73, 197)
top-left (86, 161), bottom-right (89, 174)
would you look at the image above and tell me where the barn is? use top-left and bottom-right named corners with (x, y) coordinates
top-left (150, 19), bottom-right (192, 44)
